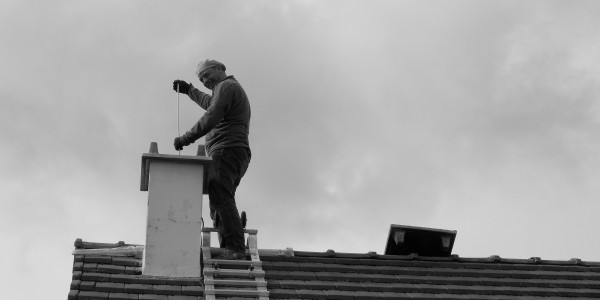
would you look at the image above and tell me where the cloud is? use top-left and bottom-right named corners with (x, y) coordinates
top-left (2, 1), bottom-right (600, 298)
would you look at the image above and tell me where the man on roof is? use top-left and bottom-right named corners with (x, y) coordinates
top-left (173, 59), bottom-right (251, 260)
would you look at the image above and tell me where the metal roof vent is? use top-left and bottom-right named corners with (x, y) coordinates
top-left (384, 224), bottom-right (457, 257)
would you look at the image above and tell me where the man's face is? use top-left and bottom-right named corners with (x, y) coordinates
top-left (198, 66), bottom-right (221, 90)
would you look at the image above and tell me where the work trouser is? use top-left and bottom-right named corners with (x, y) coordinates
top-left (208, 146), bottom-right (251, 252)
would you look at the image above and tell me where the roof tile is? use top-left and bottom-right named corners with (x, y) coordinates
top-left (84, 256), bottom-right (113, 264)
top-left (264, 270), bottom-right (291, 280)
top-left (124, 266), bottom-right (142, 275)
top-left (325, 264), bottom-right (355, 273)
top-left (315, 271), bottom-right (345, 281)
top-left (322, 289), bottom-right (358, 299)
top-left (73, 261), bottom-right (84, 271)
top-left (82, 263), bottom-right (99, 272)
top-left (180, 285), bottom-right (203, 296)
top-left (108, 292), bottom-right (139, 300)
top-left (268, 288), bottom-right (298, 298)
top-left (334, 281), bottom-right (366, 292)
top-left (276, 279), bottom-right (307, 290)
top-left (358, 282), bottom-right (401, 293)
top-left (296, 262), bottom-right (328, 272)
top-left (81, 272), bottom-right (111, 282)
top-left (164, 278), bottom-right (202, 286)
top-left (112, 257), bottom-right (142, 267)
top-left (275, 261), bottom-right (300, 271)
top-left (78, 291), bottom-right (110, 300)
top-left (73, 270), bottom-right (83, 280)
top-left (288, 271), bottom-right (318, 281)
top-left (166, 296), bottom-right (199, 300)
top-left (133, 276), bottom-right (167, 285)
top-left (70, 280), bottom-right (81, 290)
top-left (98, 264), bottom-right (126, 274)
top-left (363, 258), bottom-right (414, 267)
top-left (152, 285), bottom-right (182, 295)
top-left (138, 294), bottom-right (168, 300)
top-left (378, 291), bottom-right (413, 299)
top-left (123, 283), bottom-right (153, 294)
top-left (351, 291), bottom-right (388, 300)
top-left (295, 289), bottom-right (327, 299)
top-left (309, 280), bottom-right (337, 291)
top-left (342, 264), bottom-right (379, 274)
top-left (110, 274), bottom-right (141, 284)
top-left (80, 281), bottom-right (96, 291)
top-left (96, 282), bottom-right (125, 293)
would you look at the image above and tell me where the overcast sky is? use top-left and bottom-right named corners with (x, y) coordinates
top-left (2, 0), bottom-right (600, 299)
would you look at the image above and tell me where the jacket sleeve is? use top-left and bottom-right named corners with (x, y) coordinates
top-left (182, 83), bottom-right (233, 142)
top-left (188, 84), bottom-right (212, 110)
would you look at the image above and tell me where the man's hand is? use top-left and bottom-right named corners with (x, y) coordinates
top-left (174, 136), bottom-right (191, 151)
top-left (173, 80), bottom-right (190, 94)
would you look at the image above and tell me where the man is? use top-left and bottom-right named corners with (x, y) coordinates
top-left (172, 59), bottom-right (251, 260)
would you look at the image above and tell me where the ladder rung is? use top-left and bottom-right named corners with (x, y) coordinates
top-left (203, 246), bottom-right (294, 258)
top-left (204, 268), bottom-right (265, 278)
top-left (202, 227), bottom-right (258, 234)
top-left (205, 279), bottom-right (267, 287)
top-left (205, 258), bottom-right (262, 268)
top-left (204, 247), bottom-right (251, 261)
top-left (204, 289), bottom-right (269, 297)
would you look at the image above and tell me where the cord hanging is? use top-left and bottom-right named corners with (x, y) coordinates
top-left (177, 84), bottom-right (181, 155)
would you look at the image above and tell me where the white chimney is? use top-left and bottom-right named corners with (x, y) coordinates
top-left (140, 142), bottom-right (211, 277)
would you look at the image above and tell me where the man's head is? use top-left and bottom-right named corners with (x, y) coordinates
top-left (196, 59), bottom-right (227, 90)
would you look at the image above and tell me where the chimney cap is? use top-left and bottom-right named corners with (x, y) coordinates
top-left (140, 143), bottom-right (212, 191)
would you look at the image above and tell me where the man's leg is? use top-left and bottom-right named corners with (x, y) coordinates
top-left (210, 210), bottom-right (227, 248)
top-left (208, 147), bottom-right (250, 256)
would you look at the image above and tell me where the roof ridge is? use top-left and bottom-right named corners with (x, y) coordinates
top-left (72, 239), bottom-right (600, 266)
top-left (290, 249), bottom-right (600, 266)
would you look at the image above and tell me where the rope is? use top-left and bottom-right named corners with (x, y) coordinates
top-left (177, 84), bottom-right (181, 155)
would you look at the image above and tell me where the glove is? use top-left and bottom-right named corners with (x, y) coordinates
top-left (174, 136), bottom-right (191, 151)
top-left (173, 80), bottom-right (190, 94)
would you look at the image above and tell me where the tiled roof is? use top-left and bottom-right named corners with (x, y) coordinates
top-left (69, 239), bottom-right (600, 299)
top-left (263, 250), bottom-right (600, 299)
top-left (69, 239), bottom-right (204, 300)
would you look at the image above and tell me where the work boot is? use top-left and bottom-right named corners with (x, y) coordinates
top-left (215, 249), bottom-right (246, 260)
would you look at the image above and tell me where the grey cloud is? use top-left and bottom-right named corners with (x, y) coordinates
top-left (3, 1), bottom-right (600, 298)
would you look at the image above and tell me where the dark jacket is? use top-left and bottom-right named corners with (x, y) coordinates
top-left (184, 76), bottom-right (251, 156)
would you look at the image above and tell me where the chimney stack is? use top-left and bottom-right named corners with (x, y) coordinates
top-left (140, 143), bottom-right (211, 277)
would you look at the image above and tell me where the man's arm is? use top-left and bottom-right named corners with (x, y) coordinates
top-left (188, 84), bottom-right (212, 110)
top-left (181, 83), bottom-right (233, 143)
top-left (172, 80), bottom-right (212, 110)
